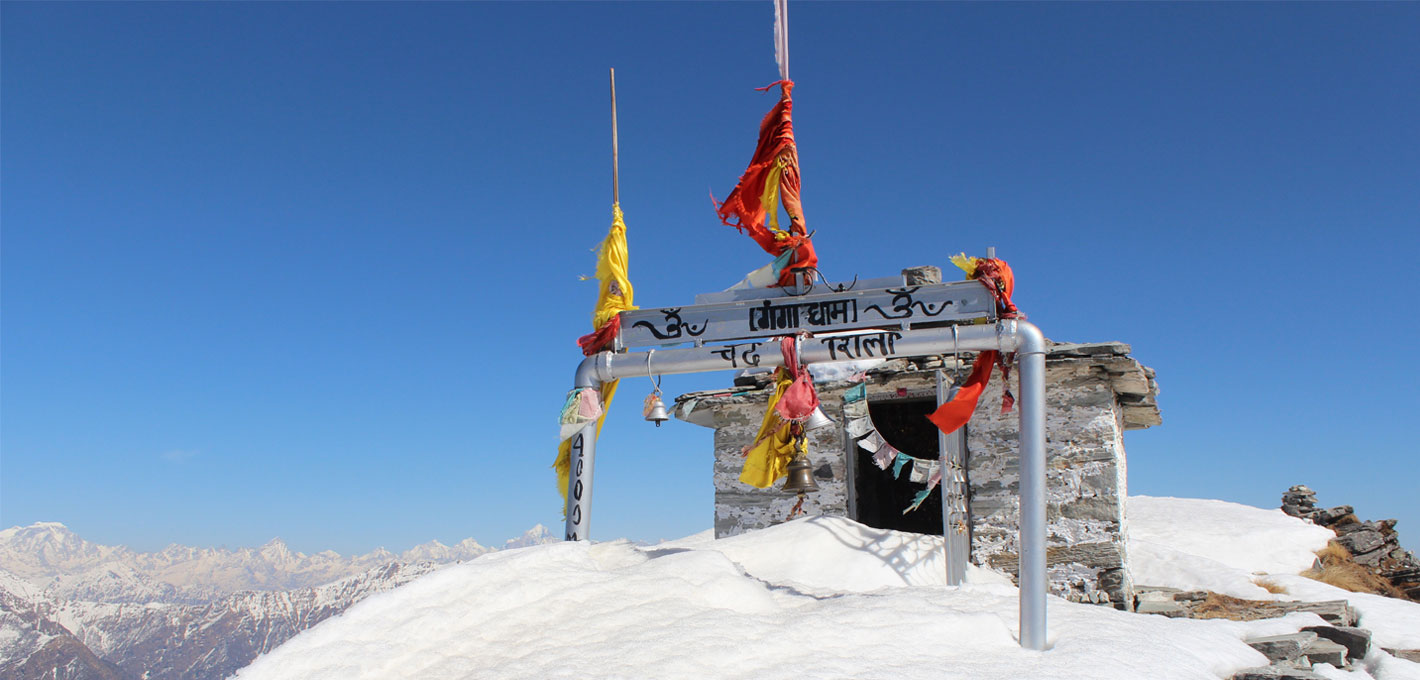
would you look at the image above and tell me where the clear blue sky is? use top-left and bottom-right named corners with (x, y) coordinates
top-left (3, 2), bottom-right (1416, 555)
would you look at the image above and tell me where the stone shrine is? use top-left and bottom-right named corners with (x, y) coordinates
top-left (671, 268), bottom-right (1161, 609)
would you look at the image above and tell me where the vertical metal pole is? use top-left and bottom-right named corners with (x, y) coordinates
top-left (775, 0), bottom-right (789, 82)
top-left (563, 421), bottom-right (598, 541)
top-left (1015, 323), bottom-right (1048, 650)
top-left (936, 371), bottom-right (967, 586)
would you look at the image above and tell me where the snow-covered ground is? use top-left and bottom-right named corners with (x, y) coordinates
top-left (234, 497), bottom-right (1420, 680)
top-left (1128, 496), bottom-right (1420, 652)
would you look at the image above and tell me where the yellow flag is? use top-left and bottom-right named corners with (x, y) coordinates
top-left (556, 204), bottom-right (638, 508)
top-left (949, 252), bottom-right (977, 279)
top-left (739, 368), bottom-right (804, 488)
top-left (591, 204), bottom-right (636, 329)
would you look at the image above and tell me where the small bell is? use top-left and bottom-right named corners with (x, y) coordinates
top-left (803, 406), bottom-right (836, 432)
top-left (644, 393), bottom-right (670, 427)
top-left (780, 454), bottom-right (820, 494)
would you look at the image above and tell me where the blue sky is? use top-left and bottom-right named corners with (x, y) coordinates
top-left (3, 2), bottom-right (1416, 555)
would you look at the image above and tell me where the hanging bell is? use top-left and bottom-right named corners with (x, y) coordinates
top-left (781, 454), bottom-right (820, 494)
top-left (643, 393), bottom-right (670, 427)
top-left (803, 406), bottom-right (836, 432)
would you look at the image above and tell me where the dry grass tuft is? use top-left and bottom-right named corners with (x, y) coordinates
top-left (1303, 541), bottom-right (1405, 598)
top-left (1314, 541), bottom-right (1351, 564)
top-left (1253, 578), bottom-right (1287, 595)
top-left (1190, 593), bottom-right (1274, 621)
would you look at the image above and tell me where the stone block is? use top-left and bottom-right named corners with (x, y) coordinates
top-left (1386, 565), bottom-right (1420, 581)
top-left (1302, 638), bottom-right (1347, 668)
top-left (1338, 530), bottom-right (1385, 555)
top-left (1136, 600), bottom-right (1187, 617)
top-left (1096, 568), bottom-right (1126, 591)
top-left (900, 265), bottom-right (941, 285)
top-left (1246, 632), bottom-right (1318, 663)
top-left (1132, 585), bottom-right (1181, 594)
top-left (1353, 548), bottom-right (1385, 567)
top-left (1387, 549), bottom-right (1418, 567)
top-left (1382, 649), bottom-right (1420, 663)
top-left (1301, 626), bottom-right (1370, 661)
top-left (1292, 601), bottom-right (1358, 627)
top-left (987, 542), bottom-right (1125, 574)
top-left (1282, 504), bottom-right (1312, 518)
top-left (1230, 666), bottom-right (1327, 680)
top-left (1313, 506), bottom-right (1354, 525)
top-left (1137, 589), bottom-right (1176, 604)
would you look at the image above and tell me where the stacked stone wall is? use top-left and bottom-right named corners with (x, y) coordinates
top-left (708, 391), bottom-right (851, 537)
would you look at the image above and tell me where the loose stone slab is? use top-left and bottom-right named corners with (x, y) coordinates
top-left (1136, 600), bottom-right (1188, 618)
top-left (1230, 666), bottom-right (1327, 680)
top-left (1383, 648), bottom-right (1420, 663)
top-left (1301, 625), bottom-right (1371, 660)
top-left (1247, 632), bottom-right (1318, 663)
top-left (1286, 601), bottom-right (1358, 627)
top-left (1133, 585), bottom-right (1182, 595)
top-left (1337, 530), bottom-right (1386, 555)
top-left (1302, 638), bottom-right (1347, 668)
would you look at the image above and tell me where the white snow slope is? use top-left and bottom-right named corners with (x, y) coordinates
top-left (1128, 496), bottom-right (1420, 652)
top-left (236, 498), bottom-right (1420, 680)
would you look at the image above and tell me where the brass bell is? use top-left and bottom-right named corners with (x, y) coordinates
top-left (644, 393), bottom-right (670, 427)
top-left (781, 454), bottom-right (820, 494)
top-left (803, 406), bottom-right (836, 432)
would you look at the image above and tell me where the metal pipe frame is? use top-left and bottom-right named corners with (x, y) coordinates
top-left (565, 319), bottom-right (1049, 650)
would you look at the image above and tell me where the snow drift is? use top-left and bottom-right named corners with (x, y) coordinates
top-left (235, 498), bottom-right (1420, 680)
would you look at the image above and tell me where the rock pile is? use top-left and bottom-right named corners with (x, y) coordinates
top-left (1282, 485), bottom-right (1420, 601)
top-left (1132, 587), bottom-right (1420, 678)
top-left (1231, 627), bottom-right (1367, 679)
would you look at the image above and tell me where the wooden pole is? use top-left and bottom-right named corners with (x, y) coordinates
top-left (610, 68), bottom-right (620, 206)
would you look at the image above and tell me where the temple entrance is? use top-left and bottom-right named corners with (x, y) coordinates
top-left (852, 397), bottom-right (948, 536)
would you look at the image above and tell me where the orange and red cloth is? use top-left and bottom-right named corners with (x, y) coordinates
top-left (714, 81), bottom-right (818, 288)
top-left (925, 255), bottom-right (1023, 437)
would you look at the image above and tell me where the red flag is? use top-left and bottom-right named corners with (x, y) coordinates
top-left (927, 257), bottom-right (1023, 436)
top-left (714, 81), bottom-right (817, 287)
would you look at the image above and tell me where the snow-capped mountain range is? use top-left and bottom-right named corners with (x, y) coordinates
top-left (0, 521), bottom-right (552, 597)
top-left (0, 521), bottom-right (556, 680)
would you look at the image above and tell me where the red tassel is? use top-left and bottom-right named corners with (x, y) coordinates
top-left (576, 316), bottom-right (620, 356)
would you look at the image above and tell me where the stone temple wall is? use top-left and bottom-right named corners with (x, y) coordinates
top-left (673, 341), bottom-right (1159, 609)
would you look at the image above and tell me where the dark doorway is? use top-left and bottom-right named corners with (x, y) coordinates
top-left (853, 398), bottom-right (944, 535)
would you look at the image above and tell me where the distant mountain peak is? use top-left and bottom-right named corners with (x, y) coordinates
top-left (1, 521), bottom-right (80, 542)
top-left (503, 525), bottom-right (556, 550)
top-left (258, 538), bottom-right (294, 558)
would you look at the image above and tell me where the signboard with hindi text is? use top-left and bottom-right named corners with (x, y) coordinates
top-left (616, 279), bottom-right (997, 349)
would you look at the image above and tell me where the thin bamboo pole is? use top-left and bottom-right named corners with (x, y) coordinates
top-left (610, 68), bottom-right (620, 206)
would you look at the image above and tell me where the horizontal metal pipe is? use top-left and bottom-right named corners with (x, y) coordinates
top-left (575, 321), bottom-right (1028, 386)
